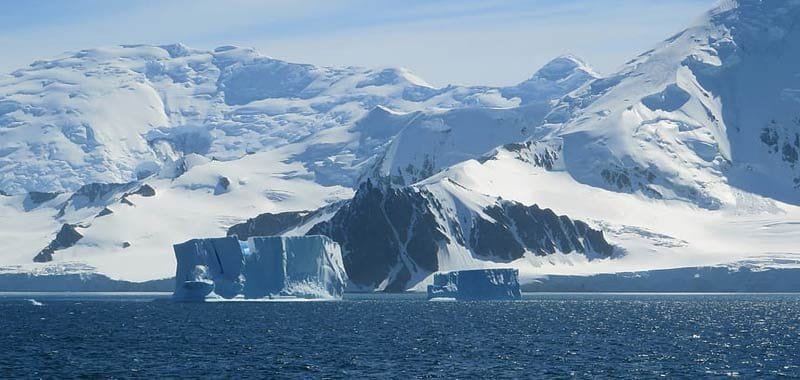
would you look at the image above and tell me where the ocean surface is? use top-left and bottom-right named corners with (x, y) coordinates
top-left (0, 293), bottom-right (798, 378)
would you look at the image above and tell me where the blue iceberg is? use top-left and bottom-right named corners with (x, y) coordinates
top-left (427, 268), bottom-right (522, 301)
top-left (173, 235), bottom-right (347, 301)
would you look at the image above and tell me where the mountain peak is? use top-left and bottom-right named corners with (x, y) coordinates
top-left (502, 54), bottom-right (599, 104)
top-left (532, 55), bottom-right (599, 82)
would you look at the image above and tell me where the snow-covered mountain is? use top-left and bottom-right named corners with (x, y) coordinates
top-left (550, 0), bottom-right (800, 208)
top-left (0, 45), bottom-right (593, 194)
top-left (229, 175), bottom-right (614, 291)
top-left (0, 42), bottom-right (597, 284)
top-left (225, 0), bottom-right (800, 290)
top-left (2, 0), bottom-right (800, 291)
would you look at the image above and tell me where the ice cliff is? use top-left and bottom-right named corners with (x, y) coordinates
top-left (427, 268), bottom-right (522, 301)
top-left (172, 235), bottom-right (346, 301)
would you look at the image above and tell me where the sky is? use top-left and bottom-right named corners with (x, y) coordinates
top-left (0, 0), bottom-right (715, 87)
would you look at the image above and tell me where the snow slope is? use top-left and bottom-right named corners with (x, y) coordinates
top-left (230, 0), bottom-right (800, 291)
top-left (551, 0), bottom-right (800, 209)
top-left (0, 145), bottom-right (352, 281)
top-left (0, 44), bottom-right (595, 283)
top-left (2, 0), bottom-right (800, 291)
top-left (427, 140), bottom-right (800, 282)
top-left (399, 0), bottom-right (800, 286)
top-left (0, 45), bottom-right (592, 194)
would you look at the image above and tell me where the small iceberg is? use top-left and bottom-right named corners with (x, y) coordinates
top-left (427, 268), bottom-right (521, 301)
top-left (27, 299), bottom-right (44, 306)
top-left (172, 235), bottom-right (347, 302)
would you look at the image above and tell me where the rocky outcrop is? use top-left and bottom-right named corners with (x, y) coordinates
top-left (127, 184), bottom-right (156, 197)
top-left (96, 207), bottom-right (114, 217)
top-left (309, 181), bottom-right (446, 292)
top-left (23, 191), bottom-right (60, 211)
top-left (33, 224), bottom-right (83, 263)
top-left (471, 202), bottom-right (614, 261)
top-left (56, 182), bottom-right (138, 217)
top-left (305, 180), bottom-right (615, 291)
top-left (228, 211), bottom-right (313, 241)
top-left (214, 176), bottom-right (231, 195)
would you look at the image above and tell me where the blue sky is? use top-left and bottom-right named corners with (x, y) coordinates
top-left (0, 0), bottom-right (714, 86)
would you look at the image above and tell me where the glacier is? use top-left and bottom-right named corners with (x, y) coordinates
top-left (427, 269), bottom-right (522, 301)
top-left (173, 235), bottom-right (346, 301)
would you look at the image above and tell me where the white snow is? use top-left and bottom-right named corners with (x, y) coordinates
top-left (416, 139), bottom-right (800, 284)
top-left (0, 44), bottom-right (564, 195)
top-left (3, 1), bottom-right (800, 291)
top-left (0, 45), bottom-right (591, 283)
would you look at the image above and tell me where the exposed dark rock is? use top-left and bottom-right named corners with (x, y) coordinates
top-left (74, 182), bottom-right (132, 202)
top-left (782, 142), bottom-right (798, 164)
top-left (122, 242), bottom-right (131, 249)
top-left (600, 164), bottom-right (711, 206)
top-left (471, 207), bottom-right (525, 261)
top-left (231, 176), bottom-right (614, 292)
top-left (0, 189), bottom-right (9, 196)
top-left (120, 197), bottom-right (135, 206)
top-left (760, 125), bottom-right (800, 167)
top-left (761, 127), bottom-right (780, 151)
top-left (473, 202), bottom-right (614, 261)
top-left (396, 154), bottom-right (436, 186)
top-left (23, 191), bottom-right (60, 211)
top-left (96, 207), bottom-right (114, 217)
top-left (227, 210), bottom-right (314, 240)
top-left (27, 191), bottom-right (59, 204)
top-left (304, 180), bottom-right (613, 291)
top-left (214, 176), bottom-right (231, 195)
top-left (480, 140), bottom-right (561, 170)
top-left (57, 182), bottom-right (137, 218)
top-left (601, 168), bottom-right (632, 190)
top-left (309, 180), bottom-right (446, 291)
top-left (127, 184), bottom-right (156, 197)
top-left (33, 224), bottom-right (84, 263)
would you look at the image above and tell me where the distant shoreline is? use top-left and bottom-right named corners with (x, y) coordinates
top-left (2, 264), bottom-right (800, 293)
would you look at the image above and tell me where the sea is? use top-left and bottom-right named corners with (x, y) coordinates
top-left (0, 293), bottom-right (798, 379)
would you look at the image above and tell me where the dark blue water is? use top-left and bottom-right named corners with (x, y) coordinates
top-left (1, 293), bottom-right (799, 378)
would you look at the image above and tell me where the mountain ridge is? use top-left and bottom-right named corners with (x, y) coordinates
top-left (1, 0), bottom-right (800, 292)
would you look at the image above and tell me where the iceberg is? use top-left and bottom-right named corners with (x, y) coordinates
top-left (172, 235), bottom-right (346, 301)
top-left (427, 268), bottom-right (521, 301)
top-left (246, 236), bottom-right (347, 299)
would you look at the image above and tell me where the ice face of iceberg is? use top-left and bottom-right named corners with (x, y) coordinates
top-left (243, 236), bottom-right (285, 298)
top-left (427, 269), bottom-right (521, 301)
top-left (246, 236), bottom-right (347, 299)
top-left (172, 235), bottom-right (346, 301)
top-left (173, 237), bottom-right (244, 301)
